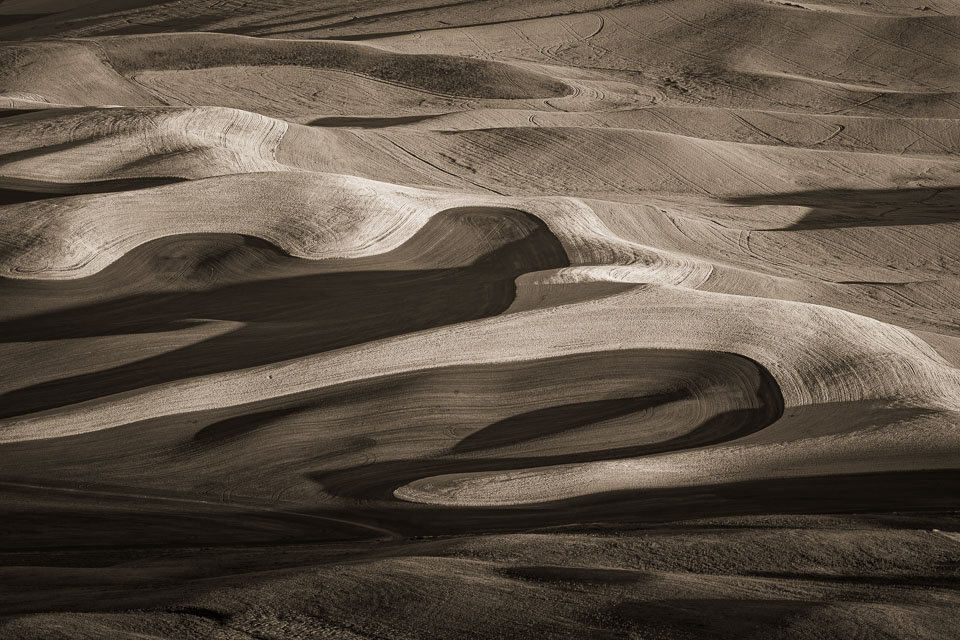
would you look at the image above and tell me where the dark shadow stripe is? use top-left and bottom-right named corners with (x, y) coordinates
top-left (0, 209), bottom-right (569, 417)
top-left (308, 113), bottom-right (447, 128)
top-left (0, 178), bottom-right (188, 205)
top-left (724, 186), bottom-right (960, 230)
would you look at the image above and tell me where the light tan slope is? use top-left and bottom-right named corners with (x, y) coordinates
top-left (97, 32), bottom-right (571, 100)
top-left (129, 65), bottom-right (482, 120)
top-left (0, 173), bottom-right (703, 282)
top-left (4, 169), bottom-right (957, 341)
top-left (367, 127), bottom-right (960, 198)
top-left (0, 172), bottom-right (445, 278)
top-left (396, 107), bottom-right (960, 156)
top-left (583, 196), bottom-right (960, 334)
top-left (369, 0), bottom-right (960, 117)
top-left (0, 106), bottom-right (290, 191)
top-left (5, 3), bottom-right (960, 120)
top-left (0, 95), bottom-right (74, 112)
top-left (7, 105), bottom-right (959, 200)
top-left (0, 32), bottom-right (570, 116)
top-left (4, 103), bottom-right (957, 344)
top-left (0, 39), bottom-right (160, 107)
top-left (0, 171), bottom-right (785, 290)
top-left (282, 121), bottom-right (960, 196)
top-left (0, 105), bottom-right (447, 194)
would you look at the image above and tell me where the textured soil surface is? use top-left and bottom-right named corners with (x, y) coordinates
top-left (1, 1), bottom-right (959, 638)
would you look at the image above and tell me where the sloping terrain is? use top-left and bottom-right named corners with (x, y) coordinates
top-left (1, 1), bottom-right (959, 638)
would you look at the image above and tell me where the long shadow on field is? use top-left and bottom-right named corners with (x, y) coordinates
top-left (222, 0), bottom-right (481, 38)
top-left (607, 598), bottom-right (826, 639)
top-left (309, 113), bottom-right (445, 128)
top-left (725, 186), bottom-right (960, 230)
top-left (0, 208), bottom-right (569, 418)
top-left (1, 470), bottom-right (957, 554)
top-left (0, 178), bottom-right (185, 204)
top-left (312, 404), bottom-right (784, 501)
top-left (0, 14), bottom-right (51, 28)
top-left (452, 391), bottom-right (691, 453)
top-left (0, 109), bottom-right (43, 119)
